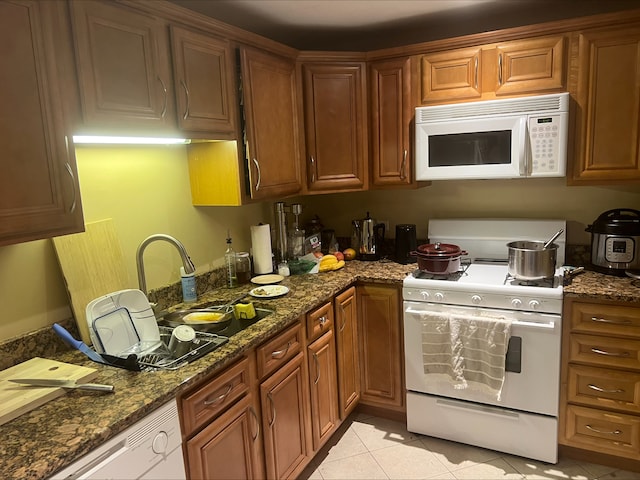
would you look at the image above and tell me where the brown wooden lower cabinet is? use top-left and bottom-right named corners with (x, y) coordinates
top-left (185, 395), bottom-right (263, 479)
top-left (335, 286), bottom-right (361, 418)
top-left (308, 329), bottom-right (339, 450)
top-left (357, 284), bottom-right (405, 411)
top-left (260, 351), bottom-right (312, 479)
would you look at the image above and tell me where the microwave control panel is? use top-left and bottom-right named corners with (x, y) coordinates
top-left (528, 113), bottom-right (567, 176)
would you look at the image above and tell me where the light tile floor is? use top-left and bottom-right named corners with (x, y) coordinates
top-left (300, 413), bottom-right (640, 480)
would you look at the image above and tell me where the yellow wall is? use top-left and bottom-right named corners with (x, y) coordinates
top-left (0, 146), bottom-right (270, 340)
top-left (1, 145), bottom-right (639, 342)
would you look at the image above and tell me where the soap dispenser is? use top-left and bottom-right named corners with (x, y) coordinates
top-left (225, 232), bottom-right (238, 288)
top-left (180, 266), bottom-right (197, 303)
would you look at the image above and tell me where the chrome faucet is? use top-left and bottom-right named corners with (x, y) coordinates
top-left (136, 234), bottom-right (195, 296)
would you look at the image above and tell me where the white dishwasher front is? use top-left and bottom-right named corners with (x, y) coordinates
top-left (50, 399), bottom-right (185, 480)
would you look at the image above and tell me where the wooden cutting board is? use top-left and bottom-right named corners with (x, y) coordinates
top-left (53, 218), bottom-right (131, 344)
top-left (0, 357), bottom-right (98, 426)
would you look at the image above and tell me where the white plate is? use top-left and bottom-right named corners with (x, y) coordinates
top-left (251, 274), bottom-right (284, 285)
top-left (249, 285), bottom-right (289, 298)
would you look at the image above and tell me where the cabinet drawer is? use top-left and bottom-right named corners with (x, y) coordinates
top-left (570, 301), bottom-right (640, 338)
top-left (564, 404), bottom-right (640, 459)
top-left (568, 364), bottom-right (640, 415)
top-left (181, 357), bottom-right (251, 435)
top-left (256, 322), bottom-right (303, 380)
top-left (306, 301), bottom-right (334, 342)
top-left (570, 333), bottom-right (640, 371)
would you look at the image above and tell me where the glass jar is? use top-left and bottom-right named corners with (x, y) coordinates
top-left (235, 252), bottom-right (252, 285)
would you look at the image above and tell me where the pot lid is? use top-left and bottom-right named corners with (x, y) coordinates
top-left (586, 208), bottom-right (640, 235)
top-left (416, 242), bottom-right (462, 256)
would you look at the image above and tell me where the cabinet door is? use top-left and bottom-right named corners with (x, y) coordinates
top-left (420, 47), bottom-right (482, 103)
top-left (335, 286), bottom-right (360, 418)
top-left (494, 35), bottom-right (565, 96)
top-left (302, 63), bottom-right (367, 192)
top-left (0, 1), bottom-right (84, 246)
top-left (357, 284), bottom-right (404, 410)
top-left (70, 0), bottom-right (174, 133)
top-left (240, 48), bottom-right (302, 200)
top-left (170, 26), bottom-right (236, 135)
top-left (260, 351), bottom-right (311, 479)
top-left (308, 330), bottom-right (339, 451)
top-left (186, 395), bottom-right (263, 480)
top-left (570, 26), bottom-right (640, 184)
top-left (370, 58), bottom-right (412, 187)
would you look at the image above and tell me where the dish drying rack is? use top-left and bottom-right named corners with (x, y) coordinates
top-left (136, 326), bottom-right (228, 371)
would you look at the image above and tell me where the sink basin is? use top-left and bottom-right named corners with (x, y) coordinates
top-left (157, 304), bottom-right (274, 337)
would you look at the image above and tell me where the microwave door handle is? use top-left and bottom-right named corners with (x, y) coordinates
top-left (518, 117), bottom-right (528, 176)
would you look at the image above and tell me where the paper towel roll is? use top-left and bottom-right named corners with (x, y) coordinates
top-left (251, 224), bottom-right (273, 274)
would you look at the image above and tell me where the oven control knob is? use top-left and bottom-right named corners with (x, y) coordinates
top-left (471, 295), bottom-right (482, 304)
top-left (529, 299), bottom-right (540, 310)
top-left (511, 298), bottom-right (522, 308)
top-left (152, 431), bottom-right (169, 454)
top-left (420, 291), bottom-right (430, 300)
top-left (434, 292), bottom-right (444, 302)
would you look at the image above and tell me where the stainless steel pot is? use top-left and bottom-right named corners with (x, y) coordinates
top-left (507, 240), bottom-right (557, 280)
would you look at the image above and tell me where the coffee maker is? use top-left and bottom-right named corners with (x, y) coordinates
top-left (395, 224), bottom-right (417, 264)
top-left (357, 212), bottom-right (385, 261)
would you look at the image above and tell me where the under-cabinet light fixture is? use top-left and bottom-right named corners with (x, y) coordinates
top-left (73, 135), bottom-right (190, 145)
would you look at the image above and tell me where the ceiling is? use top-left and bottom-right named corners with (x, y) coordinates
top-left (168, 0), bottom-right (640, 50)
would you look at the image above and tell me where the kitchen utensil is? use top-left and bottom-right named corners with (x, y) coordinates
top-left (412, 242), bottom-right (468, 274)
top-left (52, 323), bottom-right (108, 365)
top-left (168, 325), bottom-right (196, 358)
top-left (507, 240), bottom-right (557, 280)
top-left (586, 208), bottom-right (640, 276)
top-left (395, 224), bottom-right (417, 265)
top-left (10, 379), bottom-right (114, 392)
top-left (359, 212), bottom-right (386, 261)
top-left (52, 218), bottom-right (131, 344)
top-left (543, 229), bottom-right (564, 249)
top-left (0, 357), bottom-right (97, 426)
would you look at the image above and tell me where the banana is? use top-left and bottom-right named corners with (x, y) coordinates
top-left (318, 256), bottom-right (345, 273)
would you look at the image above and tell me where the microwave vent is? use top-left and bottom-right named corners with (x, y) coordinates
top-left (416, 92), bottom-right (569, 123)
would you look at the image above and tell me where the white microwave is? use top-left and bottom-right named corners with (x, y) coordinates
top-left (415, 92), bottom-right (569, 181)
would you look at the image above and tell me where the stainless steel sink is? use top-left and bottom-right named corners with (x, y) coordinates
top-left (157, 304), bottom-right (274, 337)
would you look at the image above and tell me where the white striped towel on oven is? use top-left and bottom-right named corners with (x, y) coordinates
top-left (419, 310), bottom-right (512, 400)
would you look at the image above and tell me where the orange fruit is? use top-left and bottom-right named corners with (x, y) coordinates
top-left (343, 248), bottom-right (356, 261)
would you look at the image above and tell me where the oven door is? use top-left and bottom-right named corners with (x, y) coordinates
top-left (403, 301), bottom-right (561, 416)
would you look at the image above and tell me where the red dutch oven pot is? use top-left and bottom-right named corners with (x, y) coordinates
top-left (411, 242), bottom-right (467, 274)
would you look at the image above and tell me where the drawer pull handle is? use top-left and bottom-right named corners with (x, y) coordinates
top-left (249, 406), bottom-right (260, 441)
top-left (586, 424), bottom-right (622, 435)
top-left (400, 150), bottom-right (407, 180)
top-left (267, 392), bottom-right (276, 428)
top-left (203, 383), bottom-right (233, 406)
top-left (591, 347), bottom-right (631, 358)
top-left (591, 316), bottom-right (632, 325)
top-left (339, 305), bottom-right (346, 332)
top-left (252, 158), bottom-right (261, 191)
top-left (319, 315), bottom-right (327, 326)
top-left (588, 384), bottom-right (625, 394)
top-left (180, 79), bottom-right (190, 120)
top-left (271, 341), bottom-right (291, 359)
top-left (157, 75), bottom-right (167, 118)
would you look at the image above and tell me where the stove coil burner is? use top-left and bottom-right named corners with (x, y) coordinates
top-left (412, 259), bottom-right (471, 281)
top-left (505, 274), bottom-right (555, 288)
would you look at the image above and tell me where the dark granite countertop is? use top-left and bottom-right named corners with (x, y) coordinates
top-left (563, 269), bottom-right (640, 303)
top-left (3, 261), bottom-right (638, 480)
top-left (0, 260), bottom-right (412, 480)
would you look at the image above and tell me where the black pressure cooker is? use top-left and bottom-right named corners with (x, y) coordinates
top-left (586, 208), bottom-right (640, 276)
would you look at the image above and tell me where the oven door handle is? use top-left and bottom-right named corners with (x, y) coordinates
top-left (405, 308), bottom-right (556, 331)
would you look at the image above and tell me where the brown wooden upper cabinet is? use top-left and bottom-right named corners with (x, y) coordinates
top-left (301, 62), bottom-right (368, 193)
top-left (70, 0), bottom-right (175, 134)
top-left (419, 35), bottom-right (565, 104)
top-left (169, 26), bottom-right (237, 135)
top-left (239, 47), bottom-right (303, 200)
top-left (70, 0), bottom-right (237, 138)
top-left (369, 57), bottom-right (413, 187)
top-left (569, 24), bottom-right (640, 185)
top-left (0, 1), bottom-right (84, 247)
